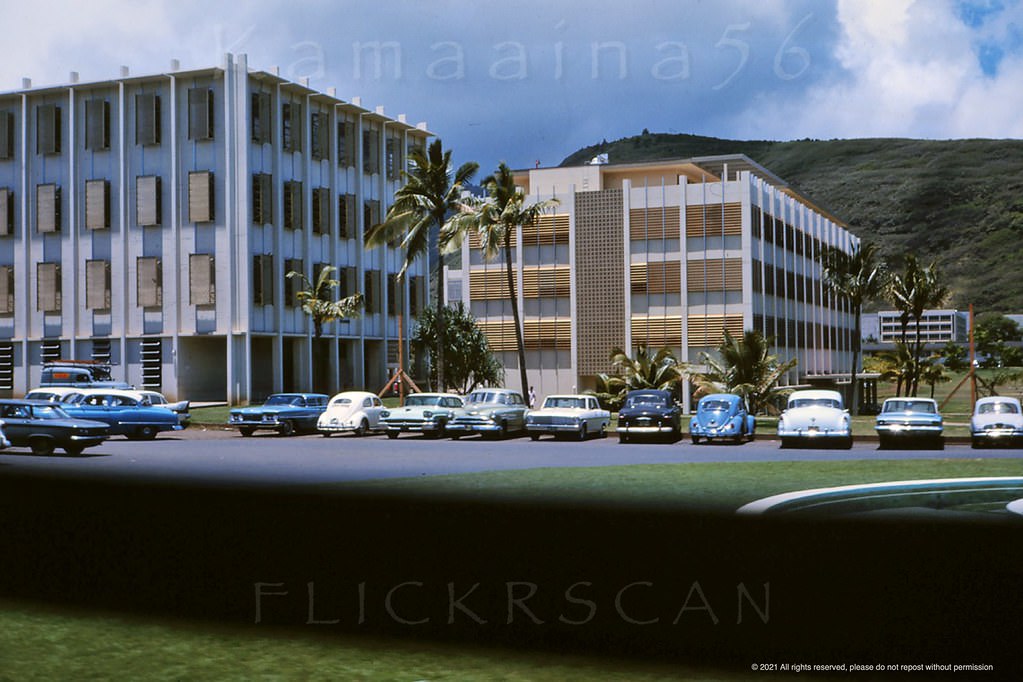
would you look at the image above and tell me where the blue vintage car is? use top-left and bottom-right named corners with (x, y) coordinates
top-left (60, 389), bottom-right (182, 440)
top-left (689, 393), bottom-right (756, 444)
top-left (228, 393), bottom-right (329, 436)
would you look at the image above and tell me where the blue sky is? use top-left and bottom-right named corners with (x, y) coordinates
top-left (4, 0), bottom-right (1023, 171)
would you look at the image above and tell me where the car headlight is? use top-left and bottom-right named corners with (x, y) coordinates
top-left (422, 410), bottom-right (433, 418)
top-left (229, 414), bottom-right (241, 422)
top-left (381, 410), bottom-right (391, 418)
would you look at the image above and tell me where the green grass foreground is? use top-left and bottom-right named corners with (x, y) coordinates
top-left (338, 458), bottom-right (1023, 510)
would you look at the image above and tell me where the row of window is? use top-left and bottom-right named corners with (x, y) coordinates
top-left (751, 259), bottom-right (851, 307)
top-left (751, 206), bottom-right (841, 259)
top-left (251, 175), bottom-right (381, 235)
top-left (753, 314), bottom-right (852, 352)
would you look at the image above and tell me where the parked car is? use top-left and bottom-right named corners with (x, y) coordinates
top-left (525, 394), bottom-right (610, 441)
top-left (228, 393), bottom-right (329, 437)
top-left (317, 391), bottom-right (386, 437)
top-left (39, 360), bottom-right (132, 390)
top-left (136, 390), bottom-right (191, 427)
top-left (616, 389), bottom-right (682, 443)
top-left (24, 387), bottom-right (85, 403)
top-left (60, 389), bottom-right (181, 440)
top-left (0, 399), bottom-right (109, 455)
top-left (875, 397), bottom-right (944, 449)
top-left (689, 393), bottom-right (756, 444)
top-left (380, 393), bottom-right (465, 439)
top-left (970, 396), bottom-right (1023, 448)
top-left (777, 389), bottom-right (852, 449)
top-left (445, 388), bottom-right (528, 439)
top-left (0, 419), bottom-right (12, 450)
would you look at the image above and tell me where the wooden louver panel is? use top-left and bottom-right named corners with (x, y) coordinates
top-left (477, 319), bottom-right (518, 352)
top-left (687, 314), bottom-right (744, 347)
top-left (37, 262), bottom-right (61, 312)
top-left (630, 315), bottom-right (683, 348)
top-left (136, 175), bottom-right (161, 226)
top-left (85, 179), bottom-right (109, 230)
top-left (686, 258), bottom-right (743, 292)
top-left (85, 259), bottom-right (111, 310)
top-left (469, 268), bottom-right (511, 300)
top-left (0, 188), bottom-right (12, 236)
top-left (85, 100), bottom-right (109, 151)
top-left (36, 184), bottom-right (60, 233)
top-left (311, 113), bottom-right (328, 160)
top-left (523, 318), bottom-right (571, 350)
top-left (685, 202), bottom-right (743, 237)
top-left (284, 258), bottom-right (303, 306)
top-left (630, 261), bottom-right (681, 294)
top-left (283, 181), bottom-right (303, 230)
top-left (188, 171), bottom-right (214, 223)
top-left (189, 253), bottom-right (215, 305)
top-left (339, 194), bottom-right (355, 238)
top-left (137, 257), bottom-right (162, 307)
top-left (37, 104), bottom-right (61, 155)
top-left (0, 265), bottom-right (13, 314)
top-left (282, 102), bottom-right (302, 152)
top-left (629, 206), bottom-right (680, 240)
top-left (522, 213), bottom-right (570, 246)
top-left (522, 265), bottom-right (570, 298)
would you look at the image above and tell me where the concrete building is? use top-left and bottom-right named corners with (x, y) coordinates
top-left (446, 156), bottom-right (858, 409)
top-left (0, 54), bottom-right (432, 401)
top-left (875, 309), bottom-right (968, 344)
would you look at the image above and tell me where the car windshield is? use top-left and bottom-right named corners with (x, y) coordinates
top-left (625, 394), bottom-right (668, 408)
top-left (545, 397), bottom-right (585, 409)
top-left (467, 392), bottom-right (501, 404)
top-left (25, 392), bottom-right (58, 401)
top-left (33, 405), bottom-right (70, 419)
top-left (790, 398), bottom-right (841, 409)
top-left (405, 395), bottom-right (442, 407)
top-left (330, 397), bottom-right (353, 406)
top-left (700, 400), bottom-right (732, 411)
top-left (265, 395), bottom-right (303, 406)
top-left (978, 401), bottom-right (1020, 415)
top-left (883, 400), bottom-right (936, 414)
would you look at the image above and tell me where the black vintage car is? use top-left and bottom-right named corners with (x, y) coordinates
top-left (616, 389), bottom-right (682, 443)
top-left (0, 399), bottom-right (110, 456)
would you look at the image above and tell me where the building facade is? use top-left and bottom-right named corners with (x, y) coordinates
top-left (446, 156), bottom-right (858, 409)
top-left (0, 54), bottom-right (431, 401)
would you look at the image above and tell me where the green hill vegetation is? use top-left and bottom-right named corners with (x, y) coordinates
top-left (562, 132), bottom-right (1023, 312)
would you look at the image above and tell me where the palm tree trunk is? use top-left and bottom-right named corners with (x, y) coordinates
top-left (911, 316), bottom-right (923, 397)
top-left (505, 229), bottom-right (528, 395)
top-left (850, 305), bottom-right (861, 416)
top-left (433, 210), bottom-right (446, 392)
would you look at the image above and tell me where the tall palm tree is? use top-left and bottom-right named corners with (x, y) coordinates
top-left (285, 266), bottom-right (363, 338)
top-left (692, 329), bottom-right (797, 415)
top-left (445, 163), bottom-right (559, 395)
top-left (886, 255), bottom-right (948, 396)
top-left (364, 138), bottom-right (478, 391)
top-left (820, 241), bottom-right (886, 415)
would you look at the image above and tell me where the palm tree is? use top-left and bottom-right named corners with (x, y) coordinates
top-left (886, 255), bottom-right (948, 396)
top-left (445, 163), bottom-right (559, 395)
top-left (609, 345), bottom-right (686, 397)
top-left (285, 266), bottom-right (363, 338)
top-left (364, 138), bottom-right (478, 391)
top-left (691, 329), bottom-right (797, 415)
top-left (820, 241), bottom-right (886, 415)
top-left (864, 343), bottom-right (915, 397)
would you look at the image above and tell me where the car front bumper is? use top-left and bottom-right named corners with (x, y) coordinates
top-left (445, 421), bottom-right (501, 433)
top-left (618, 424), bottom-right (676, 434)
top-left (777, 428), bottom-right (850, 439)
top-left (875, 424), bottom-right (943, 438)
top-left (971, 428), bottom-right (1023, 440)
top-left (526, 422), bottom-right (583, 435)
top-left (383, 419), bottom-right (443, 433)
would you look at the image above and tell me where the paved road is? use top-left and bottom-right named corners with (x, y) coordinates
top-left (1, 427), bottom-right (1021, 487)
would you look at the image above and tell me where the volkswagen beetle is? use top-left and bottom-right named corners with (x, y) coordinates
top-left (689, 393), bottom-right (755, 444)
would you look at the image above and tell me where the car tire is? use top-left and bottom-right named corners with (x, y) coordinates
top-left (239, 427), bottom-right (255, 437)
top-left (321, 431), bottom-right (332, 438)
top-left (971, 436), bottom-right (982, 449)
top-left (619, 432), bottom-right (629, 444)
top-left (136, 425), bottom-right (158, 441)
top-left (578, 424), bottom-right (587, 441)
top-left (450, 433), bottom-right (461, 440)
top-left (933, 437), bottom-right (945, 451)
top-left (278, 421), bottom-right (295, 437)
top-left (747, 432), bottom-right (756, 442)
top-left (64, 445), bottom-right (85, 457)
top-left (529, 433), bottom-right (540, 441)
top-left (878, 436), bottom-right (889, 450)
top-left (30, 438), bottom-right (55, 456)
top-left (500, 421), bottom-right (509, 440)
top-left (691, 435), bottom-right (699, 444)
top-left (354, 419), bottom-right (368, 437)
top-left (386, 431), bottom-right (399, 439)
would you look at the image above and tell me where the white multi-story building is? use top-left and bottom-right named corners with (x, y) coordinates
top-left (876, 309), bottom-right (968, 344)
top-left (0, 53), bottom-right (431, 401)
top-left (446, 156), bottom-right (858, 408)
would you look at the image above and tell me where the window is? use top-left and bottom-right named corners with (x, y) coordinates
top-left (136, 175), bottom-right (162, 227)
top-left (282, 102), bottom-right (302, 152)
top-left (311, 187), bottom-right (329, 234)
top-left (85, 100), bottom-right (110, 151)
top-left (387, 273), bottom-right (400, 316)
top-left (253, 254), bottom-right (273, 306)
top-left (311, 112), bottom-right (328, 160)
top-left (137, 256), bottom-right (162, 307)
top-left (36, 184), bottom-right (60, 233)
top-left (0, 188), bottom-right (12, 236)
top-left (338, 194), bottom-right (355, 239)
top-left (386, 137), bottom-right (402, 180)
top-left (135, 93), bottom-right (161, 146)
top-left (188, 171), bottom-right (214, 223)
top-left (338, 120), bottom-right (354, 167)
top-left (339, 266), bottom-right (357, 298)
top-left (284, 258), bottom-right (303, 307)
top-left (0, 265), bottom-right (13, 314)
top-left (409, 275), bottom-right (424, 316)
top-left (363, 199), bottom-right (380, 235)
top-left (364, 269), bottom-right (381, 313)
top-left (283, 181), bottom-right (302, 230)
top-left (189, 253), bottom-right (215, 305)
top-left (0, 111), bottom-right (14, 160)
top-left (37, 104), bottom-right (61, 155)
top-left (85, 259), bottom-right (111, 310)
top-left (252, 173), bottom-right (272, 225)
top-left (251, 92), bottom-right (271, 144)
top-left (187, 88), bottom-right (214, 140)
top-left (37, 262), bottom-right (61, 312)
top-left (85, 179), bottom-right (110, 230)
top-left (362, 129), bottom-right (379, 174)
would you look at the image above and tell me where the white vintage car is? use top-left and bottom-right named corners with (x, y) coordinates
top-left (777, 389), bottom-right (852, 449)
top-left (379, 393), bottom-right (465, 439)
top-left (317, 391), bottom-right (385, 437)
top-left (970, 396), bottom-right (1023, 448)
top-left (525, 394), bottom-right (610, 441)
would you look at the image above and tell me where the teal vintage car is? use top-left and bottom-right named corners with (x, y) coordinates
top-left (445, 388), bottom-right (528, 440)
top-left (228, 393), bottom-right (329, 437)
top-left (380, 393), bottom-right (465, 439)
top-left (60, 389), bottom-right (182, 440)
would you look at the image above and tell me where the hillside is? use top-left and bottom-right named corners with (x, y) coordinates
top-left (563, 133), bottom-right (1023, 312)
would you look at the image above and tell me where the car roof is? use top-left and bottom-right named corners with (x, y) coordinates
top-left (328, 391), bottom-right (376, 399)
top-left (26, 386), bottom-right (82, 395)
top-left (976, 396), bottom-right (1021, 404)
top-left (0, 398), bottom-right (64, 406)
top-left (883, 397), bottom-right (938, 404)
top-left (469, 388), bottom-right (519, 394)
top-left (789, 390), bottom-right (843, 400)
top-left (72, 388), bottom-right (147, 399)
top-left (700, 393), bottom-right (740, 401)
top-left (407, 392), bottom-right (462, 399)
top-left (626, 389), bottom-right (670, 396)
top-left (544, 394), bottom-right (592, 400)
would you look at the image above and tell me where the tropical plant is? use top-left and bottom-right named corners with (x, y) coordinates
top-left (690, 329), bottom-right (797, 415)
top-left (974, 312), bottom-right (1023, 368)
top-left (918, 356), bottom-right (951, 399)
top-left (609, 345), bottom-right (686, 395)
top-left (864, 343), bottom-right (915, 397)
top-left (285, 266), bottom-right (363, 338)
top-left (409, 302), bottom-right (502, 394)
top-left (587, 373), bottom-right (628, 411)
top-left (820, 241), bottom-right (886, 415)
top-left (444, 162), bottom-right (559, 394)
top-left (364, 138), bottom-right (478, 390)
top-left (975, 368), bottom-right (1023, 397)
top-left (886, 255), bottom-right (949, 395)
top-left (937, 341), bottom-right (969, 372)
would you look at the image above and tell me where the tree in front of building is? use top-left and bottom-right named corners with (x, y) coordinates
top-left (444, 162), bottom-right (559, 395)
top-left (690, 329), bottom-right (797, 415)
top-left (865, 342), bottom-right (915, 397)
top-left (886, 255), bottom-right (949, 396)
top-left (974, 312), bottom-right (1023, 368)
top-left (937, 341), bottom-right (969, 372)
top-left (410, 302), bottom-right (502, 395)
top-left (365, 138), bottom-right (479, 391)
top-left (607, 345), bottom-right (687, 399)
top-left (820, 240), bottom-right (886, 415)
top-left (286, 267), bottom-right (364, 338)
top-left (588, 373), bottom-right (628, 411)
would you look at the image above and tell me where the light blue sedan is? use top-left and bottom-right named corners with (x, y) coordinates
top-left (689, 393), bottom-right (756, 444)
top-left (61, 389), bottom-right (183, 440)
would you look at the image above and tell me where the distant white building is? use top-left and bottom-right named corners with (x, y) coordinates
top-left (0, 54), bottom-right (432, 401)
top-left (875, 309), bottom-right (968, 344)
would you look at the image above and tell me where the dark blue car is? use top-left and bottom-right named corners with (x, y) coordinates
top-left (616, 389), bottom-right (682, 443)
top-left (228, 393), bottom-right (329, 436)
top-left (689, 393), bottom-right (756, 444)
top-left (60, 389), bottom-right (182, 440)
